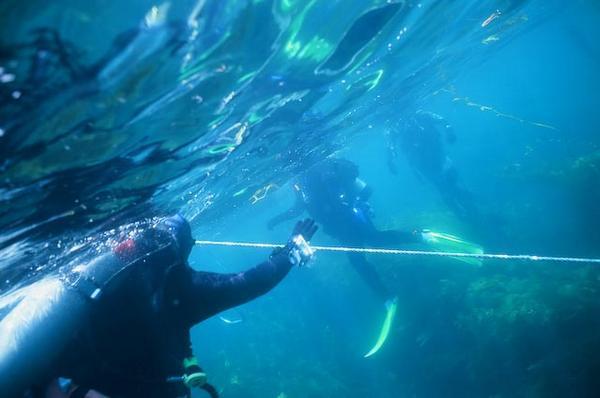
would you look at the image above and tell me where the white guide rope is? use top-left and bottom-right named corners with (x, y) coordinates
top-left (195, 240), bottom-right (600, 264)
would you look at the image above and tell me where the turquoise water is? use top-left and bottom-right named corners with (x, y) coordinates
top-left (1, 0), bottom-right (599, 396)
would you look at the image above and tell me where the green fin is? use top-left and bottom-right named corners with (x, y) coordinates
top-left (422, 230), bottom-right (484, 266)
top-left (364, 299), bottom-right (397, 358)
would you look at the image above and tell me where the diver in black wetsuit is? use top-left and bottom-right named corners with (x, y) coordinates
top-left (268, 158), bottom-right (422, 303)
top-left (12, 215), bottom-right (317, 398)
top-left (387, 110), bottom-right (479, 224)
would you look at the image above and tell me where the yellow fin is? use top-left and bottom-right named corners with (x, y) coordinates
top-left (364, 300), bottom-right (397, 358)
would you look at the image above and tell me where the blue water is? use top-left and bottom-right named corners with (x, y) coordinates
top-left (1, 0), bottom-right (599, 396)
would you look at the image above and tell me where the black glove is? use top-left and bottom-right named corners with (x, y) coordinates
top-left (291, 218), bottom-right (318, 241)
top-left (283, 218), bottom-right (318, 267)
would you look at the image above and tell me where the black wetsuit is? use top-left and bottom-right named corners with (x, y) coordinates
top-left (269, 159), bottom-right (419, 301)
top-left (52, 215), bottom-right (295, 398)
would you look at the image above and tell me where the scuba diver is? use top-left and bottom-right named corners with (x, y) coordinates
top-left (267, 158), bottom-right (427, 356)
top-left (0, 215), bottom-right (318, 398)
top-left (387, 110), bottom-right (479, 225)
top-left (267, 158), bottom-right (482, 356)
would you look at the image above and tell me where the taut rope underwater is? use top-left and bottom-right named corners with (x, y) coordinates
top-left (195, 240), bottom-right (600, 264)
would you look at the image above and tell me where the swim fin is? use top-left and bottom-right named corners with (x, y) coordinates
top-left (421, 230), bottom-right (484, 266)
top-left (364, 298), bottom-right (397, 358)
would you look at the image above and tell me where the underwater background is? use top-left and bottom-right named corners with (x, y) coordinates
top-left (1, 0), bottom-right (599, 396)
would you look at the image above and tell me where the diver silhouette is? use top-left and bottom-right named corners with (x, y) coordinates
top-left (387, 110), bottom-right (480, 225)
top-left (268, 158), bottom-right (424, 302)
top-left (0, 215), bottom-right (318, 398)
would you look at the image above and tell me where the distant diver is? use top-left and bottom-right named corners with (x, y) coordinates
top-left (387, 110), bottom-right (480, 225)
top-left (268, 159), bottom-right (416, 356)
top-left (268, 158), bottom-right (482, 356)
top-left (0, 215), bottom-right (318, 398)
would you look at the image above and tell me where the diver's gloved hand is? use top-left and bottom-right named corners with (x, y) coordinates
top-left (285, 218), bottom-right (318, 267)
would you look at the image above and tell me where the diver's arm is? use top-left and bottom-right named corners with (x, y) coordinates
top-left (179, 220), bottom-right (318, 326)
top-left (181, 254), bottom-right (294, 325)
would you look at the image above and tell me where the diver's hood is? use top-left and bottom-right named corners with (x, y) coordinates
top-left (157, 214), bottom-right (194, 260)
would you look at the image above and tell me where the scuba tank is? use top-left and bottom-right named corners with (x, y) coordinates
top-left (0, 251), bottom-right (130, 397)
top-left (0, 218), bottom-right (184, 397)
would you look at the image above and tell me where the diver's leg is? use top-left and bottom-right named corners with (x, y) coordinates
top-left (346, 251), bottom-right (391, 301)
top-left (348, 215), bottom-right (420, 247)
top-left (367, 229), bottom-right (421, 246)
